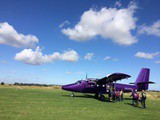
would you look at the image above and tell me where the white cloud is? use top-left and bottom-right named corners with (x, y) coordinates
top-left (155, 61), bottom-right (160, 64)
top-left (61, 50), bottom-right (79, 62)
top-left (66, 71), bottom-right (72, 75)
top-left (14, 47), bottom-right (79, 65)
top-left (1, 60), bottom-right (9, 64)
top-left (84, 53), bottom-right (94, 60)
top-left (113, 58), bottom-right (119, 62)
top-left (135, 52), bottom-right (159, 59)
top-left (76, 71), bottom-right (85, 75)
top-left (0, 22), bottom-right (38, 48)
top-left (59, 20), bottom-right (70, 28)
top-left (114, 1), bottom-right (122, 7)
top-left (94, 73), bottom-right (102, 77)
top-left (104, 56), bottom-right (118, 62)
top-left (138, 20), bottom-right (160, 37)
top-left (62, 2), bottom-right (137, 46)
top-left (104, 56), bottom-right (111, 61)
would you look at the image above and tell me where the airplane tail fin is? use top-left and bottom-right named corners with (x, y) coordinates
top-left (133, 68), bottom-right (154, 91)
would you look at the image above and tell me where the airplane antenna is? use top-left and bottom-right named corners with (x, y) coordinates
top-left (86, 73), bottom-right (88, 80)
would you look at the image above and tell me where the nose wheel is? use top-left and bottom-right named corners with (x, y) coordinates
top-left (70, 93), bottom-right (74, 97)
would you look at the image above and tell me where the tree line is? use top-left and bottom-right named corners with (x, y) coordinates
top-left (1, 82), bottom-right (60, 87)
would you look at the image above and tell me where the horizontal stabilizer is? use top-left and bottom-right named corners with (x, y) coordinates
top-left (130, 81), bottom-right (155, 84)
top-left (138, 81), bottom-right (155, 84)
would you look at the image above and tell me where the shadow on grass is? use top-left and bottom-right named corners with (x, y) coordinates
top-left (125, 103), bottom-right (142, 109)
top-left (124, 98), bottom-right (132, 100)
top-left (62, 94), bottom-right (115, 103)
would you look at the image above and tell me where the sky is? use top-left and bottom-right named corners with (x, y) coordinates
top-left (0, 0), bottom-right (160, 90)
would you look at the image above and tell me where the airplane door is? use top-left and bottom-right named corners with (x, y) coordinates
top-left (112, 84), bottom-right (116, 90)
top-left (100, 84), bottom-right (106, 94)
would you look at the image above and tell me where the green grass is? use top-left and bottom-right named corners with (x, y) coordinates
top-left (0, 86), bottom-right (160, 120)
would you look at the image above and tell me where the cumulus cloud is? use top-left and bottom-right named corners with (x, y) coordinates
top-left (61, 50), bottom-right (79, 62)
top-left (0, 22), bottom-right (38, 48)
top-left (76, 71), bottom-right (85, 75)
top-left (113, 58), bottom-right (119, 62)
top-left (114, 1), bottom-right (122, 7)
top-left (84, 53), bottom-right (94, 60)
top-left (155, 61), bottom-right (160, 64)
top-left (1, 60), bottom-right (9, 64)
top-left (104, 56), bottom-right (118, 61)
top-left (66, 71), bottom-right (72, 75)
top-left (62, 2), bottom-right (137, 46)
top-left (135, 52), bottom-right (159, 59)
top-left (14, 47), bottom-right (79, 65)
top-left (104, 56), bottom-right (111, 61)
top-left (94, 73), bottom-right (102, 77)
top-left (59, 20), bottom-right (70, 28)
top-left (138, 20), bottom-right (160, 37)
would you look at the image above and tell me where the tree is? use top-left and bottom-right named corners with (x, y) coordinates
top-left (1, 82), bottom-right (4, 85)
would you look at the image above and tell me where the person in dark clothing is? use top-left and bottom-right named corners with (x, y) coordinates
top-left (108, 89), bottom-right (112, 101)
top-left (141, 90), bottom-right (147, 108)
top-left (112, 89), bottom-right (115, 101)
top-left (130, 89), bottom-right (136, 106)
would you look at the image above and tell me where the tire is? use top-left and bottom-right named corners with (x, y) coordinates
top-left (100, 94), bottom-right (105, 101)
top-left (71, 93), bottom-right (74, 97)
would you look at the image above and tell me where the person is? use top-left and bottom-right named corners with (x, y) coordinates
top-left (140, 90), bottom-right (147, 108)
top-left (120, 89), bottom-right (124, 101)
top-left (134, 90), bottom-right (139, 107)
top-left (112, 89), bottom-right (115, 101)
top-left (130, 89), bottom-right (136, 106)
top-left (115, 90), bottom-right (120, 102)
top-left (108, 88), bottom-right (112, 102)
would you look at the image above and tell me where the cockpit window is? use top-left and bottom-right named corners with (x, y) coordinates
top-left (76, 80), bottom-right (82, 85)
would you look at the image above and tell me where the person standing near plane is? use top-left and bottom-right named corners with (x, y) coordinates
top-left (112, 89), bottom-right (115, 101)
top-left (134, 90), bottom-right (139, 107)
top-left (141, 90), bottom-right (147, 108)
top-left (120, 89), bottom-right (124, 101)
top-left (130, 89), bottom-right (135, 106)
top-left (115, 90), bottom-right (120, 102)
top-left (108, 88), bottom-right (112, 102)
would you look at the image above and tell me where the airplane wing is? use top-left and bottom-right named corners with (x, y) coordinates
top-left (96, 73), bottom-right (131, 85)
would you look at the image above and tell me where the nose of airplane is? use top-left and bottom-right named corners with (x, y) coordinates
top-left (62, 85), bottom-right (70, 90)
top-left (62, 84), bottom-right (80, 92)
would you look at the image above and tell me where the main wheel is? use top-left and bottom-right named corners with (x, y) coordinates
top-left (100, 94), bottom-right (105, 101)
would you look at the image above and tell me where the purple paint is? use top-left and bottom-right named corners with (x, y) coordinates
top-left (62, 68), bottom-right (153, 95)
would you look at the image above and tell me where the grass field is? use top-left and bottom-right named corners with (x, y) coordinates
top-left (0, 85), bottom-right (160, 120)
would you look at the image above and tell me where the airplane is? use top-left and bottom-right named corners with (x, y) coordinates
top-left (62, 68), bottom-right (154, 100)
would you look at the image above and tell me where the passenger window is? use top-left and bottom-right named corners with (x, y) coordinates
top-left (88, 82), bottom-right (96, 86)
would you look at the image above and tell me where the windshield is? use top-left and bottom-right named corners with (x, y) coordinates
top-left (76, 80), bottom-right (82, 85)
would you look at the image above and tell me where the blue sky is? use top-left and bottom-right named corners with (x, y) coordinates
top-left (0, 0), bottom-right (160, 90)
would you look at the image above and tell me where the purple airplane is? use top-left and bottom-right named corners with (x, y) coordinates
top-left (62, 68), bottom-right (154, 100)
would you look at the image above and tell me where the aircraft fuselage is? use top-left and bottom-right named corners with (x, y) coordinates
top-left (62, 80), bottom-right (137, 94)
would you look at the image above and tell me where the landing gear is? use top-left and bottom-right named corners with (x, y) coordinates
top-left (94, 93), bottom-right (99, 99)
top-left (70, 93), bottom-right (74, 97)
top-left (100, 94), bottom-right (105, 101)
top-left (94, 93), bottom-right (105, 101)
